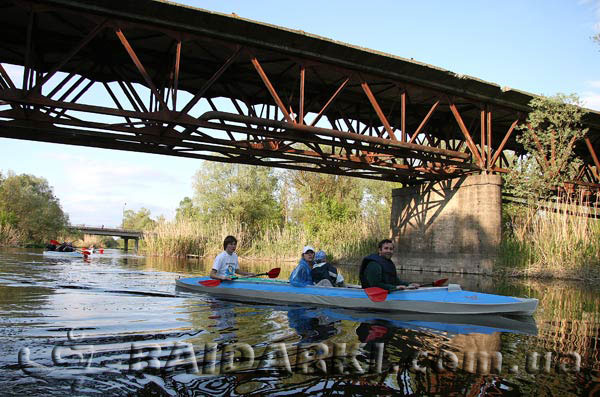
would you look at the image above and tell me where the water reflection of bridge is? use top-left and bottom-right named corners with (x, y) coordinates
top-left (70, 225), bottom-right (141, 252)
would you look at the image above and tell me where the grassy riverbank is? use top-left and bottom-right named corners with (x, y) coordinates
top-left (143, 217), bottom-right (386, 262)
top-left (496, 197), bottom-right (600, 280)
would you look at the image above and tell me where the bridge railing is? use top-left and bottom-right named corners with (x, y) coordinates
top-left (69, 224), bottom-right (142, 234)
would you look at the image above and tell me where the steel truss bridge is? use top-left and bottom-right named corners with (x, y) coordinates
top-left (1, 0), bottom-right (600, 186)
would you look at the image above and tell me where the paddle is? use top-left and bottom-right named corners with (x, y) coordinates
top-left (82, 247), bottom-right (103, 254)
top-left (199, 268), bottom-right (281, 287)
top-left (364, 278), bottom-right (449, 302)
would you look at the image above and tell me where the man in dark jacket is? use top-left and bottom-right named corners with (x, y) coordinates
top-left (359, 239), bottom-right (419, 291)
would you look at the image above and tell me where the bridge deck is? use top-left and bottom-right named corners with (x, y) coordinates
top-left (1, 0), bottom-right (599, 185)
top-left (71, 225), bottom-right (142, 238)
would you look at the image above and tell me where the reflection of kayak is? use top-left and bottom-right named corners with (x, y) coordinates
top-left (42, 251), bottom-right (101, 258)
top-left (43, 251), bottom-right (85, 258)
top-left (299, 307), bottom-right (538, 335)
top-left (175, 277), bottom-right (538, 315)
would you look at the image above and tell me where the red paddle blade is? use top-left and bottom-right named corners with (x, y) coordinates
top-left (82, 250), bottom-right (90, 256)
top-left (50, 240), bottom-right (60, 245)
top-left (364, 287), bottom-right (389, 302)
top-left (199, 279), bottom-right (221, 287)
top-left (433, 278), bottom-right (448, 287)
top-left (267, 268), bottom-right (281, 278)
top-left (98, 249), bottom-right (104, 254)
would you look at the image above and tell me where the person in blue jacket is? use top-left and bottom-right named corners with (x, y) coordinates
top-left (289, 245), bottom-right (315, 286)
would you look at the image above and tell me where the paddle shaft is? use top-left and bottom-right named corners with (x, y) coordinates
top-left (199, 268), bottom-right (281, 287)
top-left (233, 271), bottom-right (269, 280)
top-left (365, 278), bottom-right (448, 302)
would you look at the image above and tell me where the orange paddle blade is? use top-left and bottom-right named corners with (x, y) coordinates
top-left (364, 287), bottom-right (389, 302)
top-left (199, 279), bottom-right (221, 287)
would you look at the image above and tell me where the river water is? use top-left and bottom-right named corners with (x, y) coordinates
top-left (0, 248), bottom-right (598, 396)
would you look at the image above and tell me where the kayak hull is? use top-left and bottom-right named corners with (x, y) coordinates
top-left (43, 250), bottom-right (85, 258)
top-left (176, 277), bottom-right (538, 315)
top-left (42, 251), bottom-right (101, 258)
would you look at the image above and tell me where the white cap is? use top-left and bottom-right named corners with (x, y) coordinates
top-left (302, 245), bottom-right (315, 254)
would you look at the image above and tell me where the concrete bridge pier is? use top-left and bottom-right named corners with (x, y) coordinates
top-left (390, 174), bottom-right (502, 274)
top-left (122, 237), bottom-right (139, 252)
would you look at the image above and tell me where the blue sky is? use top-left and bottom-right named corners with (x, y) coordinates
top-left (1, 0), bottom-right (599, 227)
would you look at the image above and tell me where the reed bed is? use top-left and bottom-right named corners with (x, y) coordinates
top-left (142, 216), bottom-right (387, 262)
top-left (0, 223), bottom-right (23, 246)
top-left (498, 194), bottom-right (600, 278)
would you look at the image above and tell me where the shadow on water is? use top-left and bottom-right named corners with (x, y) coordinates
top-left (0, 248), bottom-right (598, 396)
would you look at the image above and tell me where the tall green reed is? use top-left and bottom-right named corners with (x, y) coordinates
top-left (142, 216), bottom-right (387, 262)
top-left (498, 194), bottom-right (600, 278)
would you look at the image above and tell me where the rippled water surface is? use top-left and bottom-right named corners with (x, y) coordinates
top-left (0, 248), bottom-right (598, 396)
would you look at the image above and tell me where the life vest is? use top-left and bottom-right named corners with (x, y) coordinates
top-left (311, 262), bottom-right (338, 285)
top-left (359, 253), bottom-right (399, 288)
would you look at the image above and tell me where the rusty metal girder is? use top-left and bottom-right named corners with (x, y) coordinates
top-left (1, 0), bottom-right (599, 186)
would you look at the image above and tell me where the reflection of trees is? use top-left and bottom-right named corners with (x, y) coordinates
top-left (0, 284), bottom-right (53, 319)
top-left (504, 280), bottom-right (600, 369)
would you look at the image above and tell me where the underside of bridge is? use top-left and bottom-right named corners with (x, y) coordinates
top-left (1, 0), bottom-right (599, 186)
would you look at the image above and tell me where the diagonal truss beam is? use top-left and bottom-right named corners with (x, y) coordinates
top-left (29, 19), bottom-right (108, 94)
top-left (361, 80), bottom-right (396, 140)
top-left (251, 57), bottom-right (293, 123)
top-left (115, 28), bottom-right (168, 111)
top-left (489, 119), bottom-right (519, 169)
top-left (448, 101), bottom-right (484, 167)
top-left (409, 100), bottom-right (439, 144)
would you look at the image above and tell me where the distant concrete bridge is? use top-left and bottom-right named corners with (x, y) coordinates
top-left (70, 225), bottom-right (142, 252)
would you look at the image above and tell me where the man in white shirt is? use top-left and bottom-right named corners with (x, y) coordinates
top-left (210, 235), bottom-right (255, 281)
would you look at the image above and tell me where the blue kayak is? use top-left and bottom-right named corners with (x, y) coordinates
top-left (176, 277), bottom-right (538, 315)
top-left (43, 250), bottom-right (85, 258)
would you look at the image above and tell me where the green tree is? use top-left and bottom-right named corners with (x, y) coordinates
top-left (290, 172), bottom-right (361, 233)
top-left (122, 208), bottom-right (156, 230)
top-left (0, 171), bottom-right (69, 244)
top-left (504, 94), bottom-right (588, 200)
top-left (175, 196), bottom-right (199, 221)
top-left (192, 162), bottom-right (283, 232)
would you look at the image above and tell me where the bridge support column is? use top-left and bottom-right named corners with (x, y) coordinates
top-left (390, 174), bottom-right (502, 274)
top-left (123, 238), bottom-right (129, 251)
top-left (134, 238), bottom-right (139, 253)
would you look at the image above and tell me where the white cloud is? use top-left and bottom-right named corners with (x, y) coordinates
top-left (579, 0), bottom-right (600, 32)
top-left (40, 152), bottom-right (188, 227)
top-left (582, 92), bottom-right (600, 111)
top-left (588, 81), bottom-right (600, 89)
